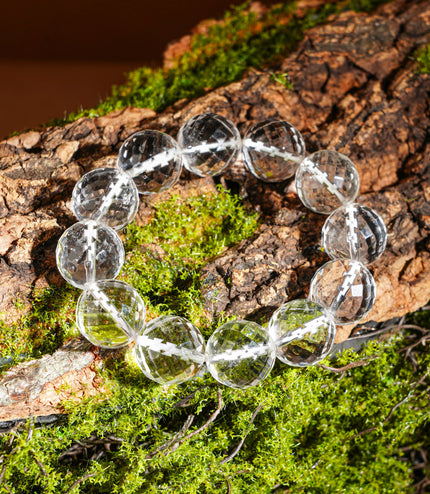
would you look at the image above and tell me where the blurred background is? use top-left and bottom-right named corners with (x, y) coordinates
top-left (0, 0), bottom-right (268, 139)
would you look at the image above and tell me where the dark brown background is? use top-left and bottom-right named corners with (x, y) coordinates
top-left (0, 0), bottom-right (270, 139)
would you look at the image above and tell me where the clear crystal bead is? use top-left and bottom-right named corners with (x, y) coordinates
top-left (243, 120), bottom-right (306, 182)
top-left (56, 220), bottom-right (124, 289)
top-left (76, 280), bottom-right (146, 349)
top-left (321, 203), bottom-right (387, 264)
top-left (296, 150), bottom-right (360, 214)
top-left (134, 315), bottom-right (205, 385)
top-left (117, 130), bottom-right (182, 195)
top-left (309, 259), bottom-right (376, 325)
top-left (178, 113), bottom-right (241, 177)
top-left (72, 167), bottom-right (139, 230)
top-left (268, 299), bottom-right (336, 366)
top-left (206, 319), bottom-right (275, 389)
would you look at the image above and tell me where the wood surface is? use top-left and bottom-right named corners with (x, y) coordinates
top-left (0, 0), bottom-right (429, 421)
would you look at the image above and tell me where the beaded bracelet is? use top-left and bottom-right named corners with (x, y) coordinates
top-left (56, 113), bottom-right (387, 389)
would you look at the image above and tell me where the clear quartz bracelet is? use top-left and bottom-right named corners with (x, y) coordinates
top-left (56, 113), bottom-right (387, 390)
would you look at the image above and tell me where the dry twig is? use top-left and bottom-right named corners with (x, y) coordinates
top-left (26, 417), bottom-right (34, 443)
top-left (30, 450), bottom-right (48, 478)
top-left (59, 434), bottom-right (124, 461)
top-left (317, 356), bottom-right (378, 374)
top-left (225, 475), bottom-right (232, 494)
top-left (146, 414), bottom-right (195, 459)
top-left (412, 476), bottom-right (430, 494)
top-left (146, 390), bottom-right (223, 460)
top-left (0, 427), bottom-right (18, 487)
top-left (397, 330), bottom-right (430, 371)
top-left (175, 390), bottom-right (223, 448)
top-left (64, 471), bottom-right (102, 494)
top-left (352, 393), bottom-right (411, 439)
top-left (173, 385), bottom-right (213, 408)
top-left (220, 403), bottom-right (264, 464)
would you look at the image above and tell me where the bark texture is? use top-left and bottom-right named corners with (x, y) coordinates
top-left (0, 0), bottom-right (429, 419)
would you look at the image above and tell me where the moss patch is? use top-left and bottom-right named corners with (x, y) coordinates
top-left (0, 188), bottom-right (258, 371)
top-left (1, 330), bottom-right (429, 493)
top-left (4, 1), bottom-right (427, 492)
top-left (0, 286), bottom-right (78, 370)
top-left (51, 0), bottom-right (392, 126)
top-left (415, 43), bottom-right (430, 73)
top-left (121, 187), bottom-right (258, 328)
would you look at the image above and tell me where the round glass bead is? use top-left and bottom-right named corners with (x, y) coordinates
top-left (295, 150), bottom-right (360, 214)
top-left (321, 203), bottom-right (387, 264)
top-left (117, 130), bottom-right (182, 195)
top-left (206, 319), bottom-right (275, 389)
top-left (242, 120), bottom-right (306, 182)
top-left (56, 220), bottom-right (124, 289)
top-left (309, 259), bottom-right (376, 325)
top-left (134, 315), bottom-right (205, 385)
top-left (178, 113), bottom-right (241, 177)
top-left (76, 280), bottom-right (146, 349)
top-left (72, 167), bottom-right (139, 230)
top-left (268, 299), bottom-right (336, 366)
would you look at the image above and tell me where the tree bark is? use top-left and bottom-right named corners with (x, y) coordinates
top-left (0, 0), bottom-right (429, 420)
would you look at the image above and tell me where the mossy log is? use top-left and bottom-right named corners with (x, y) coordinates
top-left (0, 0), bottom-right (430, 421)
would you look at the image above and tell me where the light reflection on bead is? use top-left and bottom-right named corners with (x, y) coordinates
top-left (243, 120), bottom-right (306, 182)
top-left (117, 130), bottom-right (182, 195)
top-left (76, 280), bottom-right (145, 349)
top-left (296, 150), bottom-right (360, 214)
top-left (206, 319), bottom-right (275, 389)
top-left (321, 203), bottom-right (387, 264)
top-left (309, 259), bottom-right (376, 325)
top-left (72, 167), bottom-right (139, 230)
top-left (178, 113), bottom-right (241, 177)
top-left (55, 113), bottom-right (385, 386)
top-left (56, 220), bottom-right (124, 289)
top-left (134, 315), bottom-right (206, 385)
top-left (268, 299), bottom-right (336, 366)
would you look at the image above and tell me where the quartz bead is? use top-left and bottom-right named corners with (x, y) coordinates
top-left (206, 319), bottom-right (275, 389)
top-left (56, 220), bottom-right (124, 289)
top-left (268, 299), bottom-right (336, 366)
top-left (134, 315), bottom-right (205, 385)
top-left (178, 113), bottom-right (241, 177)
top-left (76, 280), bottom-right (146, 349)
top-left (242, 120), bottom-right (306, 182)
top-left (295, 150), bottom-right (360, 214)
top-left (321, 203), bottom-right (387, 264)
top-left (72, 167), bottom-right (139, 230)
top-left (117, 130), bottom-right (182, 195)
top-left (309, 259), bottom-right (376, 325)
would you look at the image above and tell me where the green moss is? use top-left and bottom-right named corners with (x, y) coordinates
top-left (270, 71), bottom-right (294, 90)
top-left (48, 0), bottom-right (391, 126)
top-left (4, 1), bottom-right (424, 491)
top-left (1, 331), bottom-right (429, 493)
top-left (415, 43), bottom-right (430, 74)
top-left (122, 186), bottom-right (259, 328)
top-left (0, 188), bottom-right (258, 370)
top-left (0, 285), bottom-right (78, 371)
